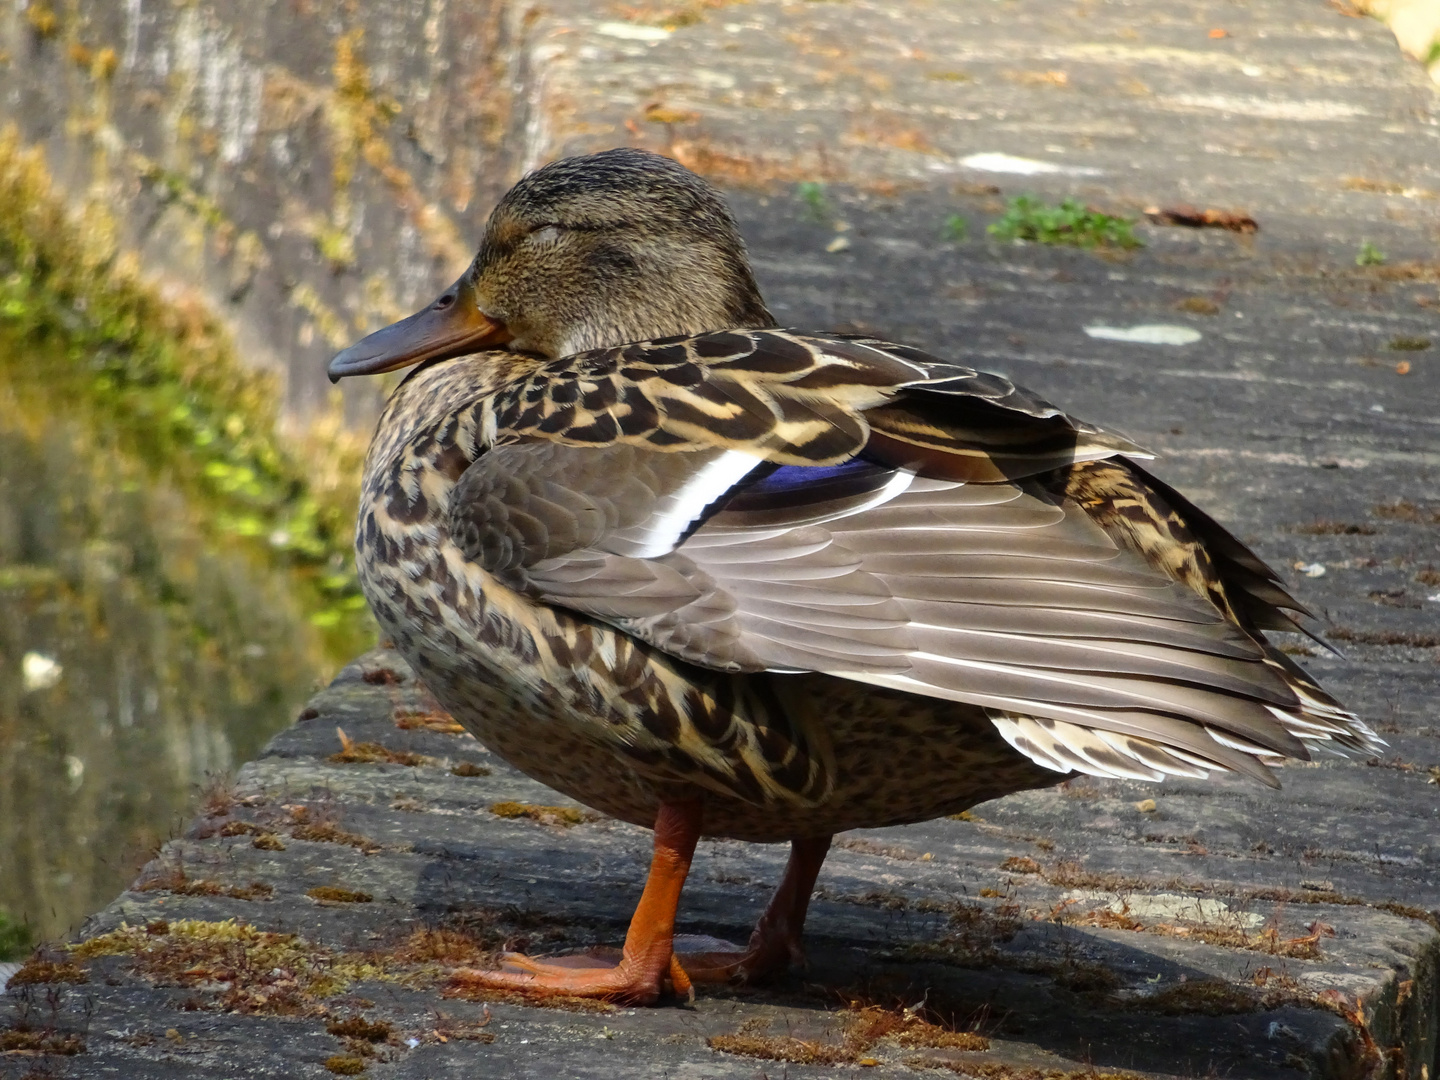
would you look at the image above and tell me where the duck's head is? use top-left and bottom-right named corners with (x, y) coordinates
top-left (328, 148), bottom-right (775, 381)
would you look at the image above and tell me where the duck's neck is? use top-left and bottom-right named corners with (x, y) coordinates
top-left (550, 302), bottom-right (775, 357)
top-left (359, 352), bottom-right (543, 521)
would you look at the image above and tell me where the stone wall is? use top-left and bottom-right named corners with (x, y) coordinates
top-left (0, 0), bottom-right (540, 424)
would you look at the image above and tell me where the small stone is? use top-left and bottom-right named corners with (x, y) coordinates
top-left (1135, 798), bottom-right (1157, 812)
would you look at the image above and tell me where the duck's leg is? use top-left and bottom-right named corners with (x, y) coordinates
top-left (450, 799), bottom-right (701, 1005)
top-left (676, 834), bottom-right (832, 984)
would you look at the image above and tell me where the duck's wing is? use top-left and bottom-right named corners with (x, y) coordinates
top-left (455, 328), bottom-right (1139, 667)
top-left (449, 330), bottom-right (1379, 786)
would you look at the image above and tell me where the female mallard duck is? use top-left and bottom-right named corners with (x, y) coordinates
top-left (328, 148), bottom-right (1379, 1004)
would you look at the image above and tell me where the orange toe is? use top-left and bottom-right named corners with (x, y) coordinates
top-left (450, 953), bottom-right (673, 1005)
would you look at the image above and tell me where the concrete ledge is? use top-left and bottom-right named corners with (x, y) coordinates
top-left (2, 646), bottom-right (1435, 1079)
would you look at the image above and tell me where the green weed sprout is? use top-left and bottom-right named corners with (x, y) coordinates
top-left (796, 181), bottom-right (833, 224)
top-left (942, 214), bottom-right (969, 241)
top-left (988, 195), bottom-right (1141, 249)
top-left (1356, 241), bottom-right (1386, 266)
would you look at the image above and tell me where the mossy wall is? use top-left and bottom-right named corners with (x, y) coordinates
top-left (0, 0), bottom-right (551, 941)
top-left (0, 0), bottom-right (536, 425)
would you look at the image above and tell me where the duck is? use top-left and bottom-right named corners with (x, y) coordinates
top-left (327, 147), bottom-right (1380, 1005)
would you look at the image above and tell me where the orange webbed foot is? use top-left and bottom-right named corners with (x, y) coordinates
top-left (448, 801), bottom-right (704, 1006)
top-left (669, 930), bottom-right (804, 985)
top-left (446, 822), bottom-right (832, 1004)
top-left (450, 947), bottom-right (690, 1005)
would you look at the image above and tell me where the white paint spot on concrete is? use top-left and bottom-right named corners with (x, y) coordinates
top-left (595, 22), bottom-right (672, 41)
top-left (1085, 324), bottom-right (1202, 345)
top-left (960, 152), bottom-right (1103, 176)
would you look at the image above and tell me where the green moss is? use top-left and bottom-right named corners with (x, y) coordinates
top-left (6, 958), bottom-right (87, 986)
top-left (314, 224), bottom-right (357, 271)
top-left (134, 157), bottom-right (228, 229)
top-left (488, 801), bottom-right (597, 827)
top-left (988, 195), bottom-right (1141, 249)
top-left (1132, 979), bottom-right (1258, 1016)
top-left (327, 1017), bottom-right (392, 1042)
top-left (0, 125), bottom-right (373, 658)
top-left (0, 908), bottom-right (31, 961)
top-left (0, 1029), bottom-right (85, 1054)
top-left (1356, 240), bottom-right (1387, 266)
top-left (306, 886), bottom-right (374, 904)
top-left (71, 919), bottom-right (396, 1011)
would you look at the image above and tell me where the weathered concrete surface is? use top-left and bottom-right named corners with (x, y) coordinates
top-left (3, 1), bottom-right (1440, 1078)
top-left (1, 637), bottom-right (1435, 1080)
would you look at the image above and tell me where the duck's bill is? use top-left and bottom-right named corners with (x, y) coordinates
top-left (327, 275), bottom-right (511, 382)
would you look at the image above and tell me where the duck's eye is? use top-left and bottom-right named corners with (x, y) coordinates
top-left (529, 225), bottom-right (561, 246)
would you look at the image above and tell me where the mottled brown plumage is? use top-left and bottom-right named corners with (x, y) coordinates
top-left (330, 148), bottom-right (1379, 1003)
